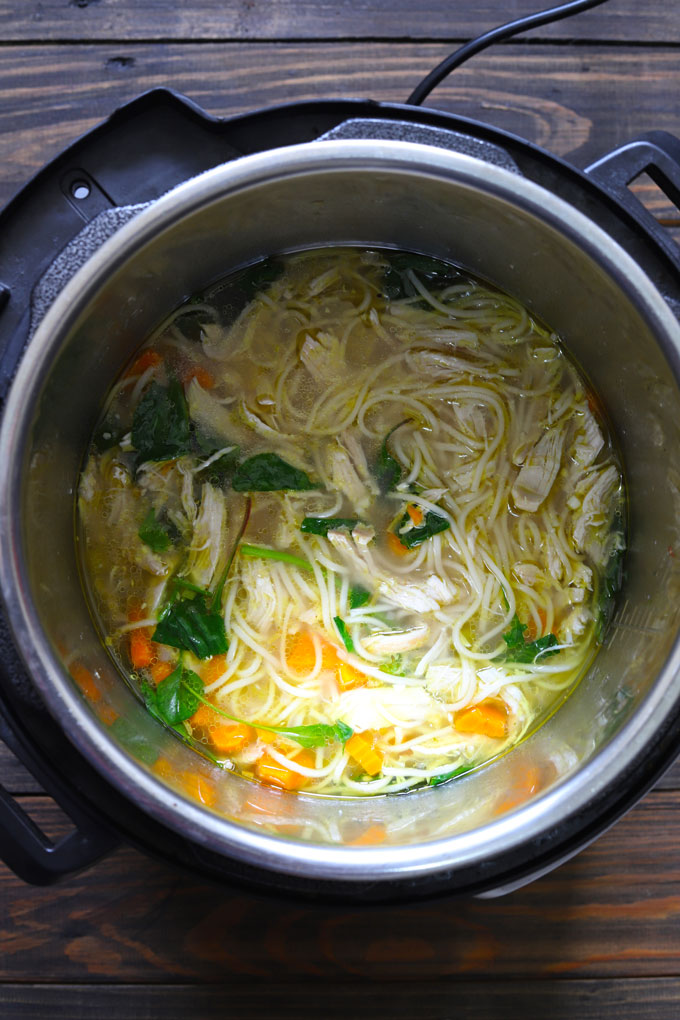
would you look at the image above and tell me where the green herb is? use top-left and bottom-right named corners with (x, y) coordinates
top-left (239, 544), bottom-right (314, 572)
top-left (255, 719), bottom-right (354, 749)
top-left (428, 763), bottom-right (476, 787)
top-left (375, 419), bottom-right (410, 494)
top-left (138, 508), bottom-right (177, 553)
top-left (396, 509), bottom-right (450, 548)
top-left (152, 593), bottom-right (228, 659)
top-left (301, 516), bottom-right (359, 536)
top-left (380, 654), bottom-right (405, 676)
top-left (333, 616), bottom-right (355, 654)
top-left (154, 662), bottom-right (204, 724)
top-left (501, 614), bottom-right (559, 664)
top-left (349, 585), bottom-right (372, 609)
top-left (110, 716), bottom-right (159, 766)
top-left (131, 379), bottom-right (192, 464)
top-left (382, 252), bottom-right (459, 301)
top-left (193, 430), bottom-right (241, 487)
top-left (232, 452), bottom-right (315, 492)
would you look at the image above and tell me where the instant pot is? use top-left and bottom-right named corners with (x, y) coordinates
top-left (2, 47), bottom-right (680, 902)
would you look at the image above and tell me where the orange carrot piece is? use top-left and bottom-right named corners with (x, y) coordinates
top-left (256, 750), bottom-right (315, 791)
top-left (182, 365), bottom-right (214, 389)
top-left (70, 663), bottom-right (101, 703)
top-left (255, 727), bottom-right (277, 745)
top-left (190, 703), bottom-right (255, 754)
top-left (349, 823), bottom-right (387, 846)
top-left (454, 700), bottom-right (507, 739)
top-left (386, 531), bottom-right (411, 557)
top-left (150, 660), bottom-right (174, 685)
top-left (152, 757), bottom-right (174, 781)
top-left (406, 503), bottom-right (424, 526)
top-left (181, 771), bottom-right (217, 807)
top-left (97, 704), bottom-right (119, 727)
top-left (525, 608), bottom-right (548, 642)
top-left (346, 731), bottom-right (384, 776)
top-left (287, 632), bottom-right (339, 673)
top-left (337, 660), bottom-right (369, 691)
top-left (129, 627), bottom-right (155, 670)
top-left (494, 765), bottom-right (543, 815)
top-left (125, 349), bottom-right (162, 378)
top-left (203, 654), bottom-right (227, 686)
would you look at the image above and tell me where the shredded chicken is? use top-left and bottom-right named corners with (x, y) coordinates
top-left (361, 624), bottom-right (430, 655)
top-left (512, 427), bottom-right (565, 512)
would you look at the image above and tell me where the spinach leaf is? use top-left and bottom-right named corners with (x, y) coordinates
top-left (138, 508), bottom-right (178, 553)
top-left (110, 716), bottom-right (159, 766)
top-left (192, 429), bottom-right (241, 487)
top-left (152, 593), bottom-right (228, 659)
top-left (258, 719), bottom-right (354, 749)
top-left (155, 663), bottom-right (204, 725)
top-left (173, 309), bottom-right (214, 344)
top-left (232, 452), bottom-right (314, 492)
top-left (301, 516), bottom-right (359, 536)
top-left (382, 252), bottom-right (459, 301)
top-left (131, 380), bottom-right (192, 464)
top-left (333, 616), bottom-right (355, 654)
top-left (501, 614), bottom-right (559, 664)
top-left (349, 584), bottom-right (372, 609)
top-left (375, 420), bottom-right (410, 494)
top-left (396, 509), bottom-right (450, 549)
top-left (428, 762), bottom-right (476, 787)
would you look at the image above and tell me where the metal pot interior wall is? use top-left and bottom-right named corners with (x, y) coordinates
top-left (6, 143), bottom-right (680, 880)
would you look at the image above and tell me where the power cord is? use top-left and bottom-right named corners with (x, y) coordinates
top-left (406, 0), bottom-right (612, 107)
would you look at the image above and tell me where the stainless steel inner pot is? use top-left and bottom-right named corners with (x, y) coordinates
top-left (3, 139), bottom-right (680, 892)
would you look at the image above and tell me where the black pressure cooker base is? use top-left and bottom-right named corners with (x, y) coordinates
top-left (2, 88), bottom-right (680, 899)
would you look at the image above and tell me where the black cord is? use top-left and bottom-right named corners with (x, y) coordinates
top-left (406, 0), bottom-right (612, 107)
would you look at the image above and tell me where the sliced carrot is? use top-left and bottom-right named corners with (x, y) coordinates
top-left (346, 731), bottom-right (384, 776)
top-left (494, 765), bottom-right (543, 815)
top-left (203, 653), bottom-right (227, 686)
top-left (125, 348), bottom-right (162, 378)
top-left (97, 704), bottom-right (119, 727)
top-left (406, 503), bottom-right (424, 526)
top-left (255, 727), bottom-right (277, 745)
top-left (150, 660), bottom-right (174, 685)
top-left (525, 608), bottom-right (548, 642)
top-left (182, 365), bottom-right (214, 389)
top-left (256, 750), bottom-right (316, 791)
top-left (286, 631), bottom-right (339, 673)
top-left (129, 627), bottom-right (155, 670)
top-left (337, 660), bottom-right (369, 691)
top-left (386, 531), bottom-right (411, 557)
top-left (152, 756), bottom-right (174, 781)
top-left (454, 700), bottom-right (508, 739)
top-left (349, 823), bottom-right (387, 846)
top-left (190, 703), bottom-right (255, 754)
top-left (181, 771), bottom-right (217, 807)
top-left (70, 663), bottom-right (101, 703)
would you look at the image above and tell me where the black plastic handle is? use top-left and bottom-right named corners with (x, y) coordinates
top-left (586, 130), bottom-right (680, 275)
top-left (0, 779), bottom-right (118, 886)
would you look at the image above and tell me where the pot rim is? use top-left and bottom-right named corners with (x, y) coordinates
top-left (2, 137), bottom-right (680, 883)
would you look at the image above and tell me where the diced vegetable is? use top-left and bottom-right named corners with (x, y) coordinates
top-left (396, 508), bottom-right (450, 548)
top-left (454, 700), bottom-right (507, 738)
top-left (232, 453), bottom-right (314, 492)
top-left (406, 503), bottom-right (424, 526)
top-left (129, 627), bottom-right (155, 669)
top-left (256, 750), bottom-right (316, 791)
top-left (501, 614), bottom-right (559, 664)
top-left (346, 731), bottom-right (384, 776)
top-left (138, 507), bottom-right (177, 553)
top-left (349, 584), bottom-right (372, 609)
top-left (300, 516), bottom-right (359, 536)
top-left (333, 616), bottom-right (355, 653)
top-left (337, 661), bottom-right (369, 691)
top-left (70, 663), bottom-right (101, 703)
top-left (386, 531), bottom-right (412, 557)
top-left (125, 349), bottom-right (162, 378)
top-left (182, 365), bottom-right (214, 389)
top-left (131, 379), bottom-right (192, 464)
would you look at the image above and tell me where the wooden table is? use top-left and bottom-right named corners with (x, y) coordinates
top-left (1, 2), bottom-right (680, 1016)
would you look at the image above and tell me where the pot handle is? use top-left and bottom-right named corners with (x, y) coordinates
top-left (585, 131), bottom-right (680, 274)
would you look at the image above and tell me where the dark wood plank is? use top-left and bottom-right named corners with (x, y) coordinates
top-left (0, 0), bottom-right (675, 43)
top-left (2, 790), bottom-right (680, 982)
top-left (0, 745), bottom-right (44, 795)
top-left (1, 43), bottom-right (680, 213)
top-left (2, 979), bottom-right (680, 1020)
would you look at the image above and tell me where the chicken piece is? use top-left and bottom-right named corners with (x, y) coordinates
top-left (327, 442), bottom-right (373, 513)
top-left (187, 378), bottom-right (236, 444)
top-left (559, 607), bottom-right (591, 644)
top-left (352, 523), bottom-right (375, 547)
top-left (183, 483), bottom-right (225, 588)
top-left (300, 331), bottom-right (345, 385)
top-left (572, 406), bottom-right (604, 468)
top-left (572, 465), bottom-right (620, 553)
top-left (409, 350), bottom-right (492, 380)
top-left (361, 624), bottom-right (430, 656)
top-left (512, 427), bottom-right (565, 512)
top-left (512, 561), bottom-right (542, 587)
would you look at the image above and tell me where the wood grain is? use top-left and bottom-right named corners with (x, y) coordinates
top-left (2, 979), bottom-right (680, 1020)
top-left (2, 791), bottom-right (680, 983)
top-left (0, 0), bottom-right (676, 43)
top-left (1, 43), bottom-right (680, 214)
